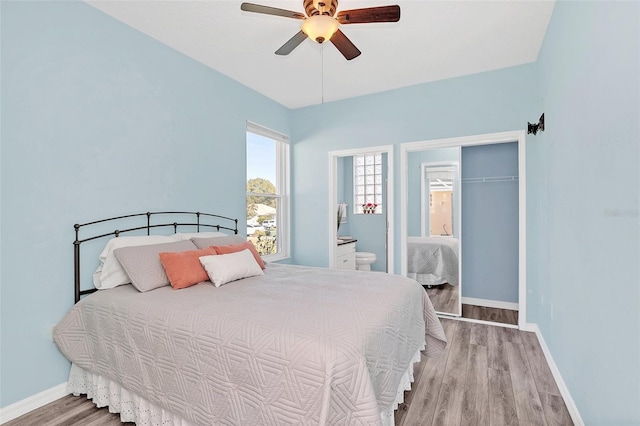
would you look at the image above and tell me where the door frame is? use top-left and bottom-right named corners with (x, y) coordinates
top-left (400, 131), bottom-right (527, 328)
top-left (328, 145), bottom-right (394, 272)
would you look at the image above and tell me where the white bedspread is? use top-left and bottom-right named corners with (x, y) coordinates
top-left (54, 264), bottom-right (446, 425)
top-left (407, 236), bottom-right (459, 286)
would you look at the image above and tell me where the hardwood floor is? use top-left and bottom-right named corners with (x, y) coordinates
top-left (462, 304), bottom-right (519, 326)
top-left (3, 393), bottom-right (132, 426)
top-left (424, 284), bottom-right (519, 327)
top-left (5, 320), bottom-right (572, 426)
top-left (395, 319), bottom-right (573, 426)
top-left (424, 283), bottom-right (460, 315)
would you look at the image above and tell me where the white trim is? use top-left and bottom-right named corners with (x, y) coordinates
top-left (246, 121), bottom-right (289, 143)
top-left (400, 130), bottom-right (527, 328)
top-left (0, 382), bottom-right (68, 424)
top-left (329, 145), bottom-right (394, 272)
top-left (246, 123), bottom-right (290, 261)
top-left (444, 315), bottom-right (519, 329)
top-left (517, 133), bottom-right (527, 328)
top-left (461, 297), bottom-right (519, 311)
top-left (525, 324), bottom-right (585, 426)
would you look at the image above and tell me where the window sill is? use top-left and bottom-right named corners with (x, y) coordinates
top-left (263, 254), bottom-right (290, 263)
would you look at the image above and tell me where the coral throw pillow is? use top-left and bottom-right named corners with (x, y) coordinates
top-left (159, 246), bottom-right (217, 289)
top-left (212, 241), bottom-right (266, 269)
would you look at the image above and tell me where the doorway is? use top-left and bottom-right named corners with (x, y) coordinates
top-left (329, 146), bottom-right (394, 272)
top-left (400, 131), bottom-right (527, 329)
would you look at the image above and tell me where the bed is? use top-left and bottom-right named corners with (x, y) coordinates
top-left (54, 211), bottom-right (447, 426)
top-left (406, 236), bottom-right (459, 287)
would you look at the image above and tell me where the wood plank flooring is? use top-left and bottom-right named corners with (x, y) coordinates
top-left (395, 319), bottom-right (573, 426)
top-left (423, 285), bottom-right (518, 327)
top-left (5, 320), bottom-right (572, 426)
top-left (424, 283), bottom-right (460, 315)
top-left (462, 304), bottom-right (519, 326)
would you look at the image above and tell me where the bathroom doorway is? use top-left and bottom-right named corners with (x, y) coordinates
top-left (328, 146), bottom-right (394, 273)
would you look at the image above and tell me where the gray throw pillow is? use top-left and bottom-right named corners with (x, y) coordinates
top-left (191, 234), bottom-right (246, 249)
top-left (114, 240), bottom-right (198, 292)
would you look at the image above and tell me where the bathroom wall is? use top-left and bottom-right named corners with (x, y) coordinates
top-left (336, 157), bottom-right (351, 236)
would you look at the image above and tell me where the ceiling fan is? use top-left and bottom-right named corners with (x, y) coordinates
top-left (240, 0), bottom-right (400, 60)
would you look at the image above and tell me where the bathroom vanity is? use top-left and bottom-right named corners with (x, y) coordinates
top-left (336, 238), bottom-right (357, 270)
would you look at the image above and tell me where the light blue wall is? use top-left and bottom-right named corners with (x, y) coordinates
top-left (528, 1), bottom-right (639, 423)
top-left (291, 3), bottom-right (639, 422)
top-left (407, 147), bottom-right (459, 237)
top-left (2, 1), bottom-right (638, 424)
top-left (0, 1), bottom-right (290, 407)
top-left (461, 143), bottom-right (518, 303)
top-left (290, 63), bottom-right (538, 270)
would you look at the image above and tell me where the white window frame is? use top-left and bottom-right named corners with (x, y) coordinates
top-left (246, 121), bottom-right (290, 261)
top-left (353, 153), bottom-right (383, 214)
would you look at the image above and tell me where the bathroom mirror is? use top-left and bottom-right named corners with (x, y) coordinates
top-left (406, 147), bottom-right (461, 316)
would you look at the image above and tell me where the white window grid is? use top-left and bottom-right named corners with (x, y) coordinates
top-left (354, 153), bottom-right (383, 214)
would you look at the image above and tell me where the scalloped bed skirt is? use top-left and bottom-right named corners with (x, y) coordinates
top-left (67, 348), bottom-right (422, 426)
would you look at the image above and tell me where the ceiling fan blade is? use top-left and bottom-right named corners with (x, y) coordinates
top-left (337, 5), bottom-right (400, 24)
top-left (275, 31), bottom-right (308, 55)
top-left (240, 3), bottom-right (305, 20)
top-left (330, 29), bottom-right (361, 60)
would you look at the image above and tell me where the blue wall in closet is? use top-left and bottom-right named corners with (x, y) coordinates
top-left (461, 142), bottom-right (519, 303)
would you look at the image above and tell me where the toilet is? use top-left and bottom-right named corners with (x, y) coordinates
top-left (355, 252), bottom-right (377, 271)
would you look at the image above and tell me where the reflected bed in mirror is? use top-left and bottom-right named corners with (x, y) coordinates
top-left (407, 236), bottom-right (460, 314)
top-left (406, 147), bottom-right (461, 317)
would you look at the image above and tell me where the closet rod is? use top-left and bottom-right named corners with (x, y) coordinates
top-left (461, 176), bottom-right (519, 184)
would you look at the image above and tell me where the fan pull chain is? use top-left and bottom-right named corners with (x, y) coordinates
top-left (321, 44), bottom-right (325, 104)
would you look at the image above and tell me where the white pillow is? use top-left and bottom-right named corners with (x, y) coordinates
top-left (93, 235), bottom-right (175, 289)
top-left (171, 232), bottom-right (228, 241)
top-left (199, 249), bottom-right (264, 287)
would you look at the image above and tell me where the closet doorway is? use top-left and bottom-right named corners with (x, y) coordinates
top-left (400, 131), bottom-right (527, 329)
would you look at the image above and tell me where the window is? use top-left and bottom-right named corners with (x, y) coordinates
top-left (354, 153), bottom-right (383, 214)
top-left (246, 122), bottom-right (290, 259)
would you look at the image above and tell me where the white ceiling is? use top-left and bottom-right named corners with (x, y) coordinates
top-left (86, 0), bottom-right (555, 109)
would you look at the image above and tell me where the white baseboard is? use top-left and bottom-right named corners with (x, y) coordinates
top-left (461, 297), bottom-right (519, 311)
top-left (444, 314), bottom-right (519, 329)
top-left (0, 382), bottom-right (68, 424)
top-left (525, 323), bottom-right (584, 426)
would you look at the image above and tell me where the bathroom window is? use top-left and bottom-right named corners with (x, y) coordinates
top-left (354, 153), bottom-right (383, 214)
top-left (246, 122), bottom-right (290, 260)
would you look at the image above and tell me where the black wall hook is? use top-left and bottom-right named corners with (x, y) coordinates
top-left (528, 113), bottom-right (545, 135)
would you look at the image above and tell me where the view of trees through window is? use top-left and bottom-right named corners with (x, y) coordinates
top-left (246, 129), bottom-right (283, 256)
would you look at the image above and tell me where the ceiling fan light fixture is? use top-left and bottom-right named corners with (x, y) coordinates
top-left (312, 0), bottom-right (330, 14)
top-left (301, 15), bottom-right (339, 43)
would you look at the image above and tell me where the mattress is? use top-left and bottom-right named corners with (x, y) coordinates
top-left (407, 236), bottom-right (459, 286)
top-left (54, 263), bottom-right (446, 425)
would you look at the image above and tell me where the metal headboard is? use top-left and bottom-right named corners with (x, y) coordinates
top-left (73, 211), bottom-right (238, 303)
